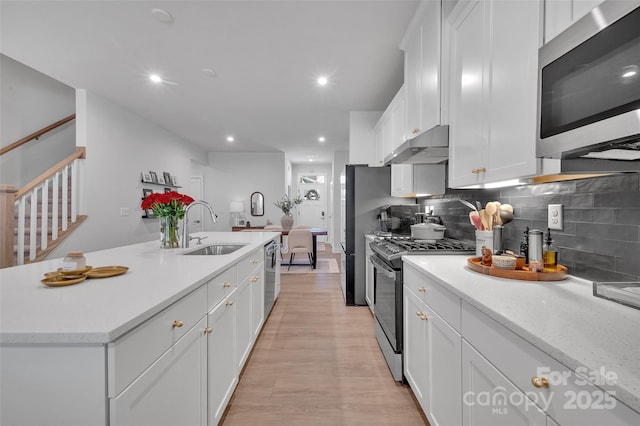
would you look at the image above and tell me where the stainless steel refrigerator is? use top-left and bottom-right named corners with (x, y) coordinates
top-left (340, 165), bottom-right (406, 305)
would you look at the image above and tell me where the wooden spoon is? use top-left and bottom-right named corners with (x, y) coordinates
top-left (485, 202), bottom-right (497, 231)
top-left (479, 209), bottom-right (489, 231)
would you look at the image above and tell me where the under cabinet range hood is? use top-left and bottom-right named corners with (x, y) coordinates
top-left (384, 125), bottom-right (449, 165)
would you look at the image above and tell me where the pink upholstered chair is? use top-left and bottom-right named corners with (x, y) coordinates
top-left (282, 229), bottom-right (313, 270)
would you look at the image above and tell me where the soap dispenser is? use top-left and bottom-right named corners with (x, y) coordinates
top-left (543, 228), bottom-right (558, 272)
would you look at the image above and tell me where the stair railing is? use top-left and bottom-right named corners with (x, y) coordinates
top-left (0, 114), bottom-right (84, 268)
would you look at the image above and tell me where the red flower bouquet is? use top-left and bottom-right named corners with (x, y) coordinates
top-left (141, 191), bottom-right (194, 218)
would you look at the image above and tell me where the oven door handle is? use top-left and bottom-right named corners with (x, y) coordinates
top-left (370, 255), bottom-right (396, 279)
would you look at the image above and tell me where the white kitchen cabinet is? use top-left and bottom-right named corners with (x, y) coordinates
top-left (235, 277), bottom-right (253, 371)
top-left (448, 0), bottom-right (541, 188)
top-left (403, 263), bottom-right (462, 426)
top-left (349, 111), bottom-right (382, 165)
top-left (373, 85), bottom-right (406, 166)
top-left (462, 301), bottom-right (640, 426)
top-left (207, 293), bottom-right (237, 425)
top-left (110, 317), bottom-right (207, 426)
top-left (391, 164), bottom-right (445, 197)
top-left (365, 236), bottom-right (375, 313)
top-left (462, 340), bottom-right (547, 425)
top-left (403, 288), bottom-right (428, 404)
top-left (251, 267), bottom-right (265, 339)
top-left (402, 0), bottom-right (442, 139)
top-left (544, 0), bottom-right (605, 43)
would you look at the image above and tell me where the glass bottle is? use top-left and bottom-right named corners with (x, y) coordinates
top-left (528, 229), bottom-right (544, 272)
top-left (62, 251), bottom-right (86, 271)
top-left (543, 228), bottom-right (558, 272)
top-left (519, 227), bottom-right (529, 264)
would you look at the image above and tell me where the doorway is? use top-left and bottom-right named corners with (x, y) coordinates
top-left (296, 173), bottom-right (327, 242)
top-left (187, 176), bottom-right (204, 232)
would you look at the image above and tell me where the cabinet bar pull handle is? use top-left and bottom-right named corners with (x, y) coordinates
top-left (418, 287), bottom-right (426, 292)
top-left (226, 301), bottom-right (234, 306)
top-left (204, 327), bottom-right (212, 334)
top-left (413, 128), bottom-right (420, 134)
top-left (471, 167), bottom-right (487, 174)
top-left (172, 320), bottom-right (184, 328)
top-left (252, 260), bottom-right (259, 264)
top-left (223, 282), bottom-right (231, 288)
top-left (416, 311), bottom-right (428, 320)
top-left (531, 377), bottom-right (549, 388)
top-left (252, 276), bottom-right (259, 282)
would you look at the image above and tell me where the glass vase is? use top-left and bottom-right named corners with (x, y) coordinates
top-left (159, 215), bottom-right (180, 248)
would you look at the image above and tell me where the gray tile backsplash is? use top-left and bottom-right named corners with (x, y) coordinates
top-left (418, 173), bottom-right (640, 282)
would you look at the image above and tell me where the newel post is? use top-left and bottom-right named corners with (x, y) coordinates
top-left (0, 185), bottom-right (17, 268)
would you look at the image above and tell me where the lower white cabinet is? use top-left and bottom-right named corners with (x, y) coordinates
top-left (207, 294), bottom-right (237, 425)
top-left (235, 277), bottom-right (253, 371)
top-left (462, 339), bottom-right (547, 425)
top-left (110, 317), bottom-right (207, 426)
top-left (365, 236), bottom-right (374, 313)
top-left (403, 264), bottom-right (640, 426)
top-left (403, 285), bottom-right (462, 426)
top-left (251, 268), bottom-right (265, 339)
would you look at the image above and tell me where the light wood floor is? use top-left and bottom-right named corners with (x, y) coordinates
top-left (221, 246), bottom-right (428, 425)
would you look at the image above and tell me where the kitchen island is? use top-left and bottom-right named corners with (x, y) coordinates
top-left (0, 231), bottom-right (279, 426)
top-left (403, 255), bottom-right (640, 426)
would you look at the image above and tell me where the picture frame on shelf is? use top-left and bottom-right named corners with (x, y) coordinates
top-left (142, 188), bottom-right (153, 198)
top-left (141, 172), bottom-right (152, 183)
top-left (149, 171), bottom-right (158, 183)
top-left (164, 187), bottom-right (171, 193)
top-left (158, 175), bottom-right (166, 184)
top-left (171, 176), bottom-right (178, 186)
top-left (163, 172), bottom-right (172, 186)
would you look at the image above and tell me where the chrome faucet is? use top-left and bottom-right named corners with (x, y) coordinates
top-left (182, 200), bottom-right (218, 248)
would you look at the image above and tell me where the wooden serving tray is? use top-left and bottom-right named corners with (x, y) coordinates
top-left (41, 265), bottom-right (129, 287)
top-left (85, 266), bottom-right (129, 278)
top-left (467, 257), bottom-right (568, 281)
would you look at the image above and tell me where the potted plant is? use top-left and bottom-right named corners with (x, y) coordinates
top-left (274, 194), bottom-right (303, 230)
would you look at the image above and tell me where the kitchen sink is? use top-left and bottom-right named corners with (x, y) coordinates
top-left (182, 243), bottom-right (248, 256)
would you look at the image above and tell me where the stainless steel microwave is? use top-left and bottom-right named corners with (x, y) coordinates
top-left (537, 0), bottom-right (640, 163)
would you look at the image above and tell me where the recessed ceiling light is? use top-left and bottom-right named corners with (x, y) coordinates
top-left (202, 68), bottom-right (217, 78)
top-left (151, 8), bottom-right (173, 24)
top-left (226, 136), bottom-right (235, 143)
top-left (308, 158), bottom-right (314, 162)
top-left (149, 74), bottom-right (162, 83)
top-left (318, 136), bottom-right (326, 143)
top-left (317, 76), bottom-right (328, 86)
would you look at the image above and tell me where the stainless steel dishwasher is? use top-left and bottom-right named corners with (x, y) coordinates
top-left (264, 240), bottom-right (279, 316)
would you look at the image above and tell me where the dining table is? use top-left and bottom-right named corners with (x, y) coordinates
top-left (280, 227), bottom-right (327, 269)
top-left (232, 226), bottom-right (328, 269)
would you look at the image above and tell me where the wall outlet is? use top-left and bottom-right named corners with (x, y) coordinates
top-left (548, 204), bottom-right (563, 230)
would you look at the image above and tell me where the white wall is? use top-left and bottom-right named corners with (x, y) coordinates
top-left (331, 151), bottom-right (349, 252)
top-left (49, 90), bottom-right (208, 257)
top-left (206, 152), bottom-right (286, 230)
top-left (348, 111), bottom-right (382, 165)
top-left (0, 55), bottom-right (76, 187)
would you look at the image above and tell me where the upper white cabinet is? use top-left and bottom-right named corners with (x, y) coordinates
top-left (448, 0), bottom-right (542, 188)
top-left (544, 0), bottom-right (605, 43)
top-left (402, 0), bottom-right (443, 139)
top-left (391, 164), bottom-right (445, 197)
top-left (372, 85), bottom-right (406, 166)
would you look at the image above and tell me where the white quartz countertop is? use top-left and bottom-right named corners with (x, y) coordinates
top-left (0, 232), bottom-right (278, 345)
top-left (403, 255), bottom-right (640, 414)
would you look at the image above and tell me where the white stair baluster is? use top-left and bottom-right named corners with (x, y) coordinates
top-left (61, 167), bottom-right (68, 232)
top-left (29, 188), bottom-right (38, 261)
top-left (41, 179), bottom-right (49, 251)
top-left (70, 159), bottom-right (77, 222)
top-left (52, 172), bottom-right (59, 241)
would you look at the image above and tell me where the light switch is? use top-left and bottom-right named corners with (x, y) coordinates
top-left (120, 207), bottom-right (130, 217)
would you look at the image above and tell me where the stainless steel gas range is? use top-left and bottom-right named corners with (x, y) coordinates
top-left (369, 237), bottom-right (475, 381)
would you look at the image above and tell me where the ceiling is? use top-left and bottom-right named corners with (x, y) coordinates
top-left (1, 1), bottom-right (419, 164)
